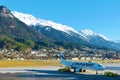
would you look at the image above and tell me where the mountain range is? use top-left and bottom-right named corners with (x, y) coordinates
top-left (0, 6), bottom-right (53, 51)
top-left (12, 11), bottom-right (120, 51)
top-left (0, 6), bottom-right (120, 51)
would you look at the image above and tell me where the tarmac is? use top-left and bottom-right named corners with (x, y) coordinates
top-left (0, 63), bottom-right (119, 80)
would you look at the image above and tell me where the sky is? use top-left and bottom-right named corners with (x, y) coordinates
top-left (0, 0), bottom-right (120, 40)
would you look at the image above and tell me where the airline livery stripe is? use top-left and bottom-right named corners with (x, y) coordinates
top-left (72, 62), bottom-right (94, 67)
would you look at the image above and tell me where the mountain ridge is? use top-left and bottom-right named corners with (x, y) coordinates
top-left (79, 29), bottom-right (110, 41)
top-left (12, 11), bottom-right (120, 51)
top-left (0, 5), bottom-right (119, 51)
top-left (12, 11), bottom-right (79, 35)
top-left (0, 6), bottom-right (91, 51)
top-left (12, 11), bottom-right (111, 41)
top-left (12, 11), bottom-right (112, 42)
top-left (0, 6), bottom-right (54, 51)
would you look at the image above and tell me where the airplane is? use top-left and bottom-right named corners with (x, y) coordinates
top-left (59, 52), bottom-right (105, 74)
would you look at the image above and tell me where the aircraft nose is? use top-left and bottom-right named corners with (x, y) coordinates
top-left (101, 66), bottom-right (105, 70)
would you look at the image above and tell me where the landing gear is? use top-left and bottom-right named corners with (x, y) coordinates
top-left (80, 69), bottom-right (86, 72)
top-left (73, 68), bottom-right (86, 72)
top-left (83, 69), bottom-right (86, 72)
top-left (79, 69), bottom-right (82, 72)
top-left (96, 70), bottom-right (98, 74)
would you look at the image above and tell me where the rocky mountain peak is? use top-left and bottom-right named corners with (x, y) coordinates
top-left (0, 6), bottom-right (14, 18)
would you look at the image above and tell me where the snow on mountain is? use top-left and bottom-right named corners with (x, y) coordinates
top-left (80, 29), bottom-right (96, 36)
top-left (12, 11), bottom-right (40, 25)
top-left (12, 11), bottom-right (120, 50)
top-left (98, 34), bottom-right (109, 41)
top-left (12, 11), bottom-right (110, 42)
top-left (12, 11), bottom-right (78, 35)
top-left (79, 29), bottom-right (109, 41)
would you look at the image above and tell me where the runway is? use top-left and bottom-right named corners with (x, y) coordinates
top-left (0, 63), bottom-right (119, 80)
top-left (103, 63), bottom-right (120, 74)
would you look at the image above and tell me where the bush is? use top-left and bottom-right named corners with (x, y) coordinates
top-left (59, 67), bottom-right (71, 72)
top-left (104, 72), bottom-right (118, 77)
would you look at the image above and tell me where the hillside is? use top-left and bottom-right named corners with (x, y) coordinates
top-left (0, 6), bottom-right (53, 51)
top-left (0, 6), bottom-right (89, 51)
top-left (12, 11), bottom-right (120, 51)
top-left (1, 6), bottom-right (120, 52)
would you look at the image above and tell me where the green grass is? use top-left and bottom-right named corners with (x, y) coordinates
top-left (58, 67), bottom-right (71, 72)
top-left (104, 72), bottom-right (118, 77)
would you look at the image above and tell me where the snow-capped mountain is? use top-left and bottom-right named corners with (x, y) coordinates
top-left (12, 11), bottom-right (79, 35)
top-left (79, 29), bottom-right (120, 50)
top-left (79, 29), bottom-right (109, 41)
top-left (12, 11), bottom-right (109, 41)
top-left (12, 11), bottom-right (120, 51)
top-left (12, 11), bottom-right (87, 43)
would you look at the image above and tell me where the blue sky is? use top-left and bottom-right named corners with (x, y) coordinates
top-left (0, 0), bottom-right (120, 40)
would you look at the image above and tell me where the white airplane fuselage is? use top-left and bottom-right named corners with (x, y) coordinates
top-left (60, 53), bottom-right (105, 72)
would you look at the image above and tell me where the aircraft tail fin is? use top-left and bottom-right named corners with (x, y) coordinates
top-left (59, 52), bottom-right (66, 60)
top-left (59, 52), bottom-right (72, 67)
top-left (59, 52), bottom-right (67, 66)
